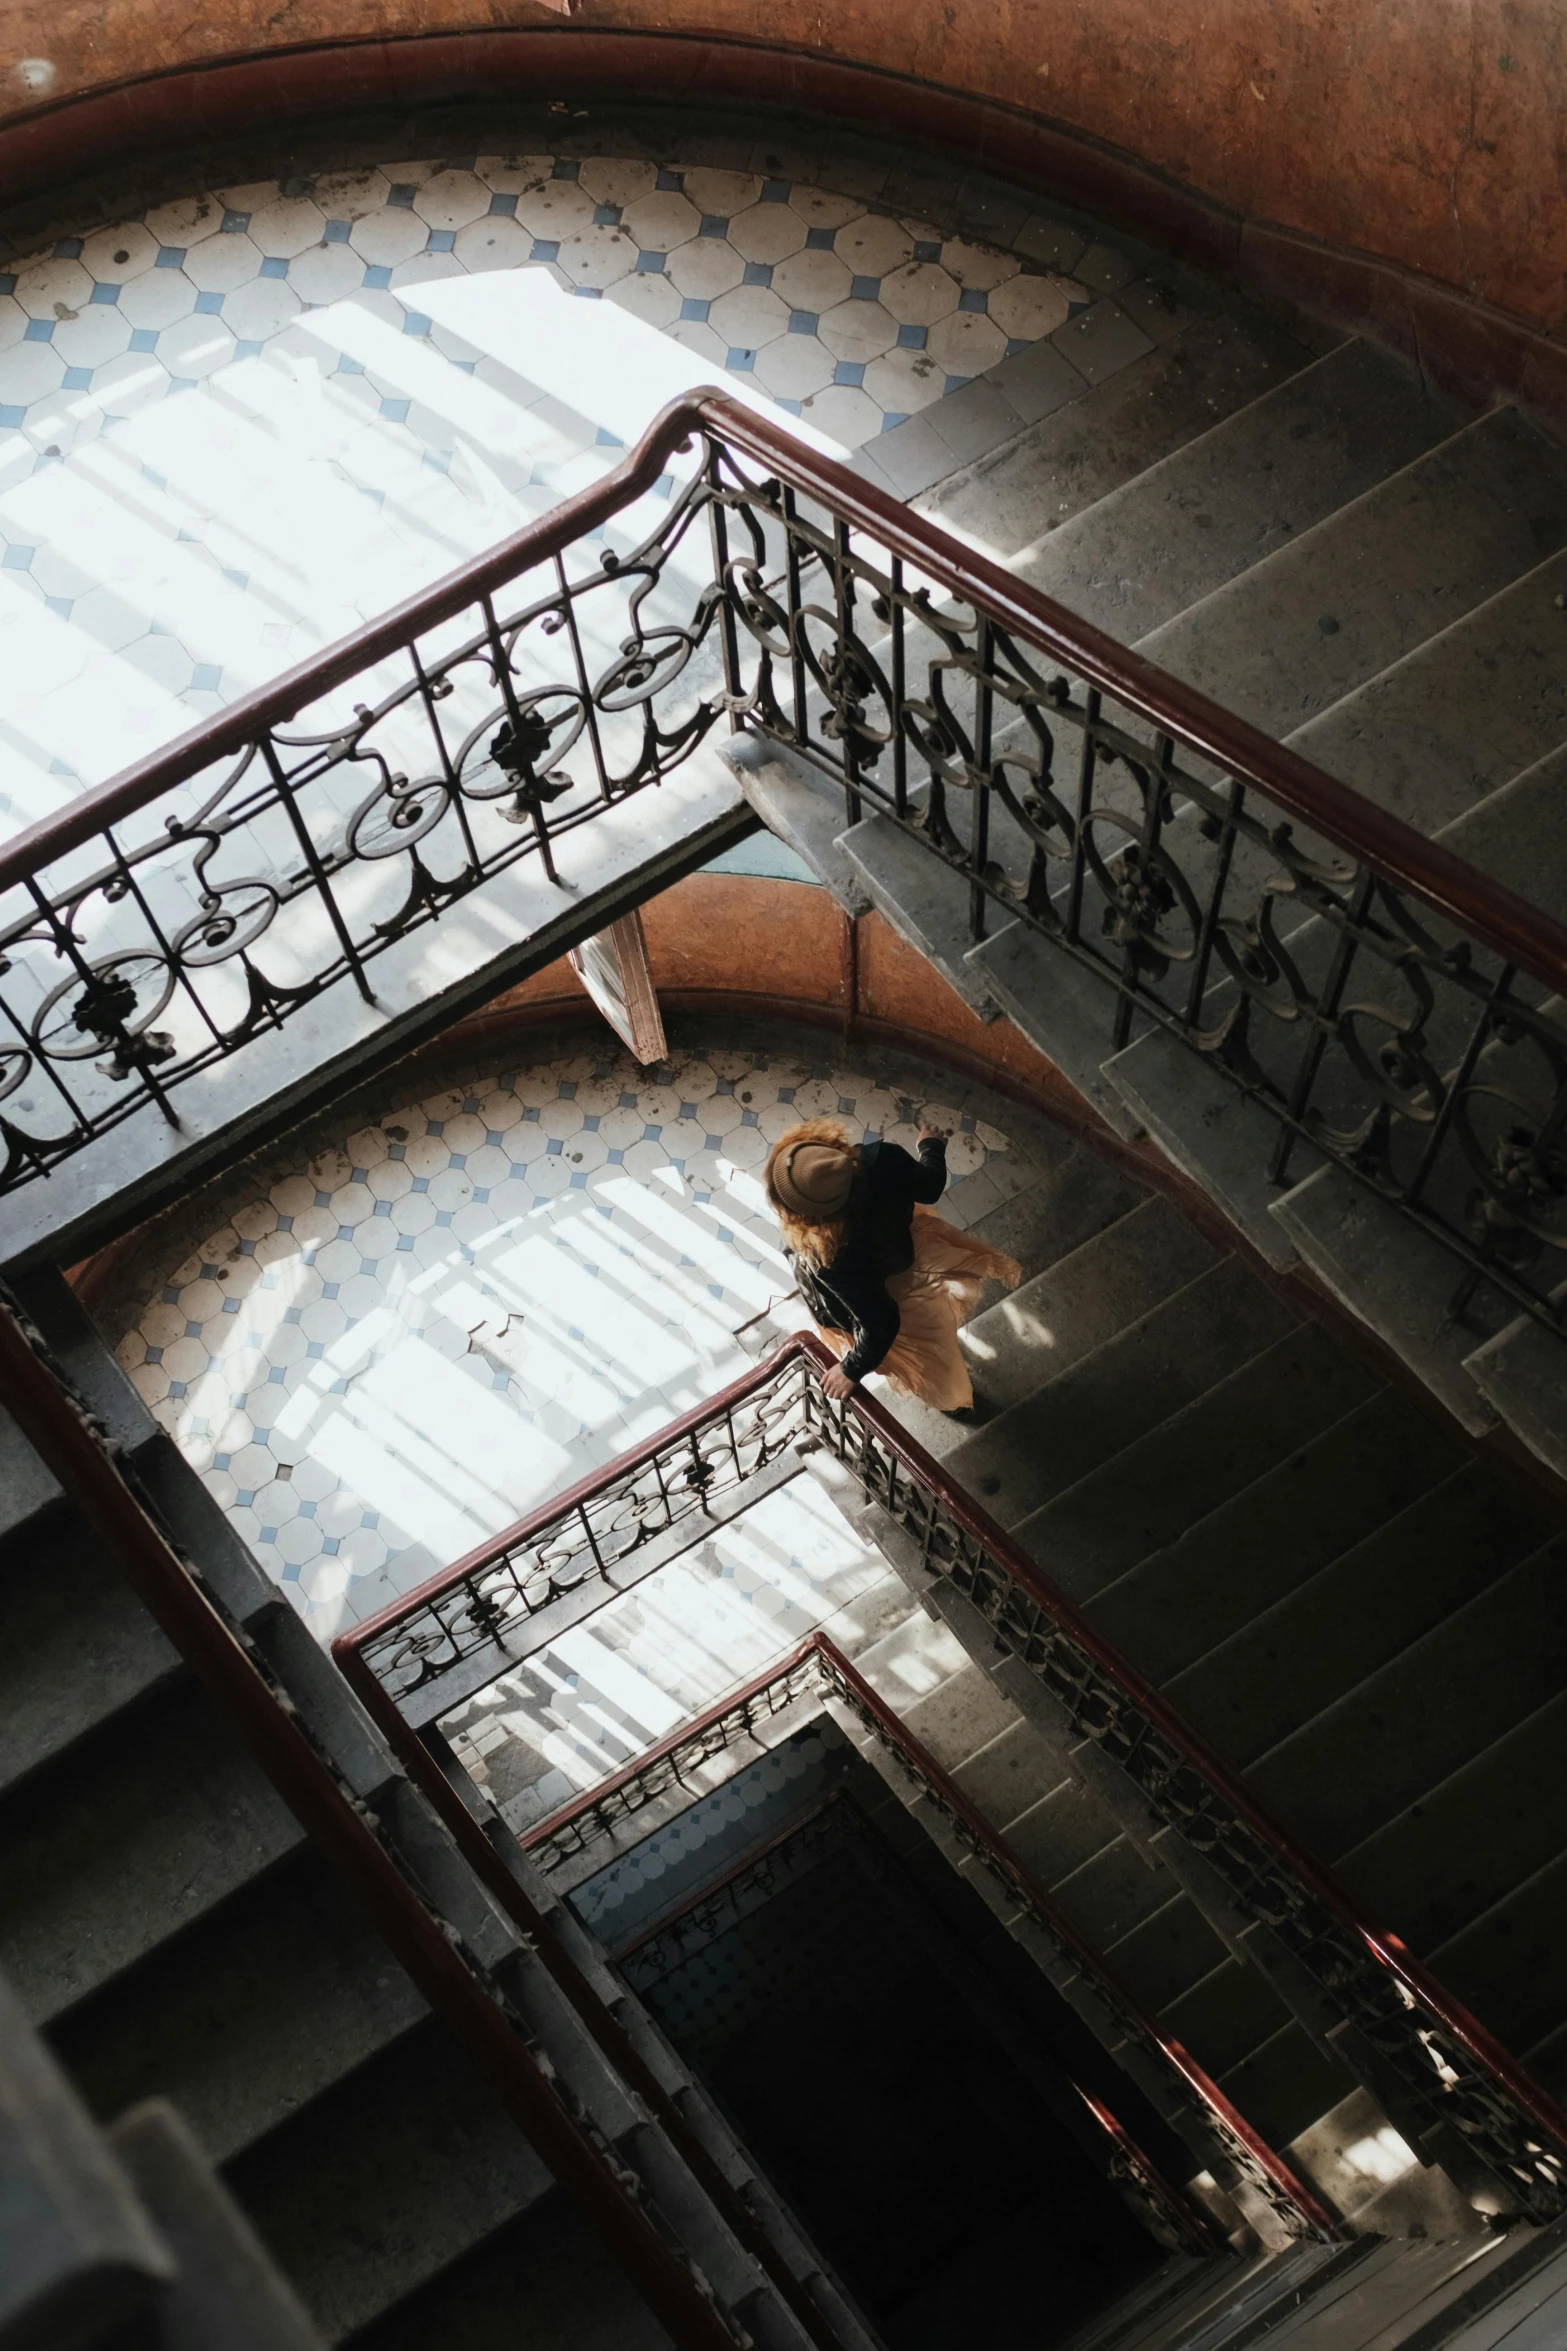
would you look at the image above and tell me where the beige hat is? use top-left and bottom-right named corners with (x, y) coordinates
top-left (771, 1136), bottom-right (856, 1219)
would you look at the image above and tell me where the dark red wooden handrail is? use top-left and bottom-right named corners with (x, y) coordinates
top-left (4, 390), bottom-right (1566, 1002)
top-left (338, 1329), bottom-right (1567, 2178)
top-left (0, 1291), bottom-right (745, 2351)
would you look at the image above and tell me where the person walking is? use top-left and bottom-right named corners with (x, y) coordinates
top-left (764, 1116), bottom-right (1022, 1413)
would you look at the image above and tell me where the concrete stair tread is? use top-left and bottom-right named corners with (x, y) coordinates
top-left (1335, 1688), bottom-right (1567, 1962)
top-left (0, 1503), bottom-right (181, 1794)
top-left (943, 1254), bottom-right (1298, 1526)
top-left (919, 310), bottom-right (1318, 561)
top-left (960, 1144), bottom-right (1148, 1278)
top-left (1100, 1030), bottom-right (1310, 1272)
top-left (1161, 1466), bottom-right (1552, 1778)
top-left (965, 917), bottom-right (1146, 1139)
top-left (1285, 550), bottom-right (1567, 844)
top-left (1464, 1279), bottom-right (1567, 1489)
top-left (715, 731), bottom-right (870, 914)
top-left (1015, 337), bottom-right (1463, 649)
top-left (0, 1676), bottom-right (304, 2021)
top-left (1134, 409), bottom-right (1567, 752)
top-left (50, 1847), bottom-right (429, 2165)
top-left (1209, 2018), bottom-right (1355, 2157)
top-left (1423, 1845), bottom-right (1567, 2077)
top-left (836, 810), bottom-right (1001, 1018)
top-left (1243, 1536), bottom-right (1567, 1863)
top-left (1014, 1319), bottom-right (1377, 1608)
top-left (224, 2012), bottom-right (555, 2343)
top-left (1084, 1389), bottom-right (1459, 1684)
top-left (958, 1193), bottom-right (1219, 1411)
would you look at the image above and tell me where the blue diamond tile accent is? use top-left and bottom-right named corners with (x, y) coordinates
top-left (726, 347), bottom-right (757, 371)
top-left (221, 567), bottom-right (248, 588)
top-left (191, 663), bottom-right (222, 691)
top-left (128, 327), bottom-right (159, 352)
top-left (23, 319), bottom-right (53, 343)
top-left (595, 426), bottom-right (624, 446)
top-left (0, 406), bottom-right (21, 427)
top-left (787, 309), bottom-right (818, 335)
top-left (881, 411), bottom-right (911, 431)
top-left (258, 255), bottom-right (290, 280)
top-left (403, 311), bottom-right (432, 337)
top-left (742, 260), bottom-right (773, 287)
top-left (194, 289), bottom-right (225, 315)
top-left (380, 395), bottom-right (410, 422)
top-left (531, 237), bottom-right (560, 262)
top-left (337, 353), bottom-right (365, 375)
top-left (387, 184), bottom-right (417, 208)
top-left (592, 203), bottom-right (621, 226)
top-left (220, 210), bottom-right (250, 233)
top-left (1, 545), bottom-right (33, 570)
top-left (760, 178), bottom-right (790, 201)
top-left (45, 594), bottom-right (71, 617)
top-left (574, 286), bottom-right (601, 301)
top-left (146, 1345), bottom-right (164, 1364)
top-left (896, 322), bottom-right (928, 349)
top-left (551, 158), bottom-right (581, 180)
top-left (655, 167), bottom-right (684, 191)
top-left (421, 448), bottom-right (450, 474)
top-left (0, 275), bottom-right (12, 296)
top-left (61, 367), bottom-right (92, 390)
top-left (913, 239), bottom-right (943, 262)
top-left (55, 237), bottom-right (84, 258)
top-left (943, 374), bottom-right (972, 394)
top-left (958, 285), bottom-right (989, 313)
top-left (635, 250), bottom-right (666, 273)
top-left (1006, 335), bottom-right (1029, 357)
top-left (833, 359), bottom-right (865, 387)
top-left (805, 226), bottom-right (835, 250)
top-left (679, 296), bottom-right (710, 321)
top-left (88, 283), bottom-right (121, 306)
top-left (324, 218), bottom-right (352, 242)
top-left (363, 264), bottom-right (393, 289)
top-left (698, 215), bottom-right (729, 239)
top-left (426, 229), bottom-right (456, 253)
top-left (488, 191), bottom-right (519, 216)
top-left (234, 337), bottom-right (262, 362)
top-left (849, 275), bottom-right (881, 302)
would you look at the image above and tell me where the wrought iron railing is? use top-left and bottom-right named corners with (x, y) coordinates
top-left (334, 1333), bottom-right (1567, 2225)
top-left (4, 391), bottom-right (1566, 1339)
top-left (604, 1775), bottom-right (1227, 2258)
top-left (520, 1625), bottom-right (1325, 2247)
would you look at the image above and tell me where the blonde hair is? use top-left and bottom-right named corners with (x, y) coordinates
top-left (764, 1118), bottom-right (860, 1267)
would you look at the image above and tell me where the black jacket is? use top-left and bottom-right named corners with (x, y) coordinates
top-left (790, 1136), bottom-right (947, 1380)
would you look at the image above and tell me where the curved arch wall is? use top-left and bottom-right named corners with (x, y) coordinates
top-left (0, 8), bottom-right (1565, 427)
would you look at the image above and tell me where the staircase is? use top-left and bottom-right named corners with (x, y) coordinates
top-left (729, 321), bottom-right (1567, 1479)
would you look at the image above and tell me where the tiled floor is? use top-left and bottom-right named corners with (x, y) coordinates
top-left (0, 127), bottom-right (1162, 840)
top-left (113, 1036), bottom-right (1019, 1639)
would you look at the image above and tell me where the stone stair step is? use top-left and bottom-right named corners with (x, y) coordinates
top-left (49, 1847), bottom-right (429, 2165)
top-left (961, 1142), bottom-right (1148, 1275)
top-left (942, 1256), bottom-right (1298, 1526)
top-left (1014, 1320), bottom-right (1377, 1609)
top-left (835, 810), bottom-right (1002, 1019)
top-left (1084, 1389), bottom-right (1457, 1684)
top-left (1285, 548), bottom-right (1567, 842)
top-left (0, 1678), bottom-right (304, 2024)
top-left (715, 731), bottom-right (870, 915)
top-left (1464, 1284), bottom-right (1567, 1488)
top-left (0, 1500), bottom-right (181, 1796)
top-left (965, 918), bottom-right (1146, 1140)
top-left (1135, 410), bottom-right (1567, 750)
top-left (1160, 1966), bottom-right (1341, 2130)
top-left (1335, 1688), bottom-right (1567, 1961)
top-left (1016, 338), bottom-right (1463, 648)
top-left (1425, 1848), bottom-right (1567, 2083)
top-left (1099, 1034), bottom-right (1308, 1272)
top-left (223, 2014), bottom-right (555, 2344)
top-left (958, 1194), bottom-right (1219, 1411)
top-left (919, 311), bottom-right (1317, 561)
top-left (1243, 1536), bottom-right (1567, 1864)
top-left (1161, 1466), bottom-right (1551, 1779)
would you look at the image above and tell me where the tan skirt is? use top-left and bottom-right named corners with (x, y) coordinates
top-left (815, 1207), bottom-right (1023, 1412)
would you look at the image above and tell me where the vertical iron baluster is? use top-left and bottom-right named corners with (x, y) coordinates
top-left (0, 900), bottom-right (104, 1143)
top-left (1402, 960), bottom-right (1518, 1211)
top-left (103, 823), bottom-right (226, 1052)
top-left (408, 635), bottom-right (482, 874)
top-left (550, 552), bottom-right (614, 806)
top-left (705, 436), bottom-right (744, 727)
top-left (25, 873), bottom-right (183, 1127)
top-left (1111, 730), bottom-right (1176, 1053)
top-left (1065, 687), bottom-right (1100, 947)
top-left (1269, 865), bottom-right (1378, 1186)
top-left (783, 483), bottom-right (808, 748)
top-left (479, 589), bottom-right (560, 888)
top-left (970, 614), bottom-right (993, 943)
top-left (1182, 777), bottom-right (1244, 1028)
top-left (576, 1501), bottom-right (609, 1587)
top-left (890, 554), bottom-right (908, 820)
top-left (832, 517), bottom-right (862, 828)
top-left (263, 737), bottom-right (377, 1004)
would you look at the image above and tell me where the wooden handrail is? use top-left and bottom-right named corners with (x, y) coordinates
top-left (4, 390), bottom-right (1566, 1004)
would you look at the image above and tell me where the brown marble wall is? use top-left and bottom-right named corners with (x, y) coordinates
top-left (1, 4), bottom-right (1564, 339)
